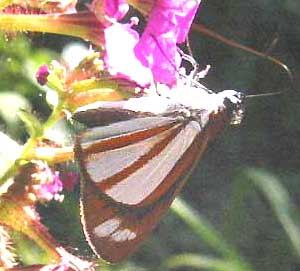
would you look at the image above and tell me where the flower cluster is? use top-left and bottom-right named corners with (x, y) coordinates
top-left (25, 160), bottom-right (64, 202)
top-left (2, 0), bottom-right (201, 89)
top-left (31, 0), bottom-right (202, 113)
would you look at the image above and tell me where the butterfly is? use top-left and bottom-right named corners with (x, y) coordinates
top-left (74, 85), bottom-right (244, 263)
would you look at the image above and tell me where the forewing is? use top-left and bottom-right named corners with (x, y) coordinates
top-left (76, 121), bottom-right (210, 262)
top-left (75, 107), bottom-right (230, 262)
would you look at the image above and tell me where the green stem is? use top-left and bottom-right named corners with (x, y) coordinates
top-left (0, 197), bottom-right (61, 262)
top-left (0, 101), bottom-right (68, 261)
top-left (43, 101), bottom-right (64, 132)
top-left (0, 101), bottom-right (65, 186)
top-left (0, 137), bottom-right (38, 186)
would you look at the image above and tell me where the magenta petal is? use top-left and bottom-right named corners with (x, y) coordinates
top-left (37, 171), bottom-right (63, 201)
top-left (176, 0), bottom-right (200, 43)
top-left (104, 21), bottom-right (153, 86)
top-left (91, 0), bottom-right (129, 21)
top-left (105, 0), bottom-right (129, 20)
top-left (134, 0), bottom-right (200, 85)
top-left (102, 0), bottom-right (200, 86)
top-left (135, 33), bottom-right (180, 86)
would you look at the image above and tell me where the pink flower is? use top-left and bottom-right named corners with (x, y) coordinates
top-left (7, 0), bottom-right (200, 87)
top-left (102, 0), bottom-right (129, 21)
top-left (103, 0), bottom-right (201, 86)
top-left (91, 0), bottom-right (153, 85)
top-left (36, 171), bottom-right (63, 202)
top-left (36, 64), bottom-right (50, 85)
top-left (104, 18), bottom-right (153, 86)
top-left (28, 161), bottom-right (64, 202)
top-left (134, 0), bottom-right (200, 86)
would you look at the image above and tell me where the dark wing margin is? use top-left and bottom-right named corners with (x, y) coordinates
top-left (74, 107), bottom-right (152, 127)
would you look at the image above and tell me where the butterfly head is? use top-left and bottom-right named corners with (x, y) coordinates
top-left (218, 90), bottom-right (245, 125)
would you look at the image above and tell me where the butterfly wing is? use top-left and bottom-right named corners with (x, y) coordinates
top-left (75, 107), bottom-right (230, 262)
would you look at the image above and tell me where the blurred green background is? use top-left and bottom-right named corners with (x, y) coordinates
top-left (0, 0), bottom-right (300, 270)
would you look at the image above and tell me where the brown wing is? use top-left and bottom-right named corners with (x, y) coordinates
top-left (75, 108), bottom-right (230, 262)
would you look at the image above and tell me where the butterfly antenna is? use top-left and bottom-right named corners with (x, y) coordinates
top-left (245, 91), bottom-right (282, 99)
top-left (192, 23), bottom-right (297, 95)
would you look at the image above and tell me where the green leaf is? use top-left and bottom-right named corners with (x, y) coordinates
top-left (243, 168), bottom-right (300, 258)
